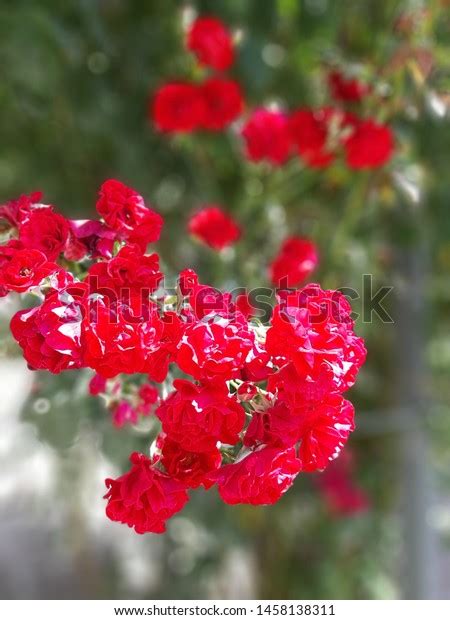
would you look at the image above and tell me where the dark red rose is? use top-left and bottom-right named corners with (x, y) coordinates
top-left (104, 452), bottom-right (189, 534)
top-left (96, 179), bottom-right (163, 250)
top-left (19, 206), bottom-right (70, 260)
top-left (328, 70), bottom-right (369, 103)
top-left (187, 16), bottom-right (235, 71)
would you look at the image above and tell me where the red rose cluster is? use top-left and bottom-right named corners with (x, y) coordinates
top-left (2, 179), bottom-right (365, 534)
top-left (240, 69), bottom-right (392, 170)
top-left (242, 105), bottom-right (394, 170)
top-left (152, 16), bottom-right (243, 133)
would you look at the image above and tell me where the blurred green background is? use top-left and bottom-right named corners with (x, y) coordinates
top-left (1, 0), bottom-right (450, 600)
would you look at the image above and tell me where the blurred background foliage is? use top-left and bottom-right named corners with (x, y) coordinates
top-left (1, 0), bottom-right (450, 600)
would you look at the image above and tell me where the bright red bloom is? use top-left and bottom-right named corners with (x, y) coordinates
top-left (176, 314), bottom-right (254, 381)
top-left (19, 206), bottom-right (70, 261)
top-left (269, 237), bottom-right (318, 288)
top-left (87, 244), bottom-right (162, 295)
top-left (0, 242), bottom-right (58, 295)
top-left (266, 284), bottom-right (366, 394)
top-left (295, 399), bottom-right (350, 474)
top-left (104, 452), bottom-right (189, 534)
top-left (0, 191), bottom-right (42, 231)
top-left (200, 78), bottom-right (244, 131)
top-left (241, 108), bottom-right (292, 165)
top-left (10, 282), bottom-right (87, 373)
top-left (187, 16), bottom-right (234, 71)
top-left (156, 379), bottom-right (245, 452)
top-left (188, 205), bottom-right (241, 250)
top-left (209, 446), bottom-right (301, 505)
top-left (152, 82), bottom-right (205, 133)
top-left (328, 70), bottom-right (369, 103)
top-left (245, 393), bottom-right (355, 472)
top-left (289, 108), bottom-right (336, 168)
top-left (344, 119), bottom-right (394, 169)
top-left (96, 180), bottom-right (163, 250)
top-left (159, 434), bottom-right (221, 489)
top-left (83, 295), bottom-right (164, 379)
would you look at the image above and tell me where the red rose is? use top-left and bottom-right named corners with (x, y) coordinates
top-left (241, 108), bottom-right (292, 165)
top-left (87, 244), bottom-right (162, 296)
top-left (152, 82), bottom-right (205, 133)
top-left (10, 282), bottom-right (87, 373)
top-left (328, 70), bottom-right (369, 103)
top-left (156, 379), bottom-right (245, 452)
top-left (0, 191), bottom-right (42, 231)
top-left (96, 179), bottom-right (163, 250)
top-left (104, 452), bottom-right (189, 534)
top-left (244, 393), bottom-right (354, 472)
top-left (83, 295), bottom-right (164, 379)
top-left (0, 242), bottom-right (58, 295)
top-left (297, 394), bottom-right (355, 472)
top-left (266, 284), bottom-right (366, 393)
top-left (176, 314), bottom-right (254, 381)
top-left (159, 434), bottom-right (221, 489)
top-left (200, 78), bottom-right (244, 131)
top-left (269, 236), bottom-right (318, 288)
top-left (209, 446), bottom-right (301, 505)
top-left (289, 108), bottom-right (335, 168)
top-left (19, 206), bottom-right (70, 260)
top-left (188, 205), bottom-right (241, 250)
top-left (187, 16), bottom-right (235, 71)
top-left (344, 119), bottom-right (394, 169)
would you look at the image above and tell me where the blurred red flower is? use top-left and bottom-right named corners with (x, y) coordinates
top-left (187, 16), bottom-right (235, 71)
top-left (269, 236), bottom-right (318, 288)
top-left (152, 82), bottom-right (205, 133)
top-left (188, 205), bottom-right (241, 250)
top-left (328, 70), bottom-right (370, 103)
top-left (200, 78), bottom-right (244, 131)
top-left (241, 108), bottom-right (292, 165)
